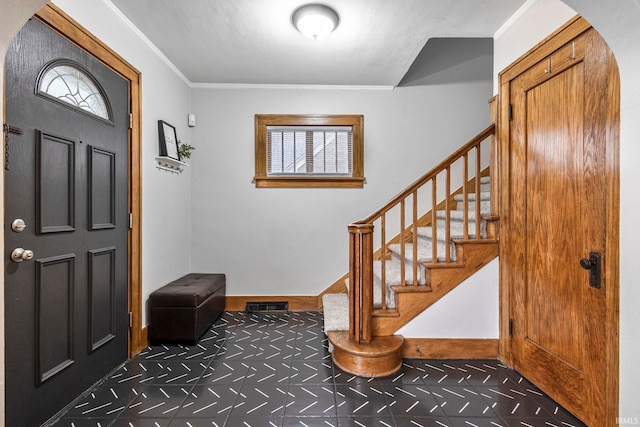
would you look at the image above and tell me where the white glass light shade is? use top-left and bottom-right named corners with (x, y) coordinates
top-left (292, 4), bottom-right (339, 40)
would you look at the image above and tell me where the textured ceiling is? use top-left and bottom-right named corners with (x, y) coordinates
top-left (108, 0), bottom-right (526, 86)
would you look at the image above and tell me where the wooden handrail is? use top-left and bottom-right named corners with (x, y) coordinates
top-left (346, 123), bottom-right (496, 345)
top-left (351, 124), bottom-right (495, 226)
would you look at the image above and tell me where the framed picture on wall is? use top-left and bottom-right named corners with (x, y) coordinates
top-left (158, 120), bottom-right (180, 160)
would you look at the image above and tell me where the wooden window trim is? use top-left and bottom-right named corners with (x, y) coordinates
top-left (254, 114), bottom-right (365, 188)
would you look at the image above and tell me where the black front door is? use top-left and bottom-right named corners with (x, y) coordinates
top-left (4, 17), bottom-right (129, 426)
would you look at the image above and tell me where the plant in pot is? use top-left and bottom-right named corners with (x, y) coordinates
top-left (178, 140), bottom-right (195, 160)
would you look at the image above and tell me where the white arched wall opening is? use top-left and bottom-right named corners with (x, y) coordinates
top-left (559, 0), bottom-right (640, 419)
top-left (0, 0), bottom-right (638, 421)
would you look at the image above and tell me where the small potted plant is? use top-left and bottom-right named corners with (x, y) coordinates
top-left (178, 140), bottom-right (195, 160)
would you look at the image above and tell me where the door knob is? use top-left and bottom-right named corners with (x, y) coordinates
top-left (11, 248), bottom-right (34, 263)
top-left (579, 251), bottom-right (601, 289)
top-left (579, 257), bottom-right (595, 269)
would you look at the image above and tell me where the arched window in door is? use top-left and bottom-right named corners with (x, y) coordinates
top-left (37, 60), bottom-right (112, 123)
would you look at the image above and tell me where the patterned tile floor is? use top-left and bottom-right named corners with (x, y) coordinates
top-left (50, 311), bottom-right (586, 427)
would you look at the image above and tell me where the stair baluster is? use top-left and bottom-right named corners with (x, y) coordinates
top-left (463, 153), bottom-right (469, 240)
top-left (475, 144), bottom-right (482, 239)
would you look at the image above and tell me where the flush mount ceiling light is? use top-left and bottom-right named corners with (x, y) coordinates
top-left (292, 4), bottom-right (340, 40)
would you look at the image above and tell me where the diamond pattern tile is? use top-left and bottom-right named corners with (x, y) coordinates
top-left (49, 311), bottom-right (586, 427)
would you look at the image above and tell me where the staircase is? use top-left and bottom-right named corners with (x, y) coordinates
top-left (322, 124), bottom-right (499, 377)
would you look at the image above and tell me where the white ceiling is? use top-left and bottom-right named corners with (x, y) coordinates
top-left (108, 0), bottom-right (527, 87)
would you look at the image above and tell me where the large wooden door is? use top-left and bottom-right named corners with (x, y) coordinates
top-left (501, 20), bottom-right (619, 426)
top-left (4, 17), bottom-right (130, 426)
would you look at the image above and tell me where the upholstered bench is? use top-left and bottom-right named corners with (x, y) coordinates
top-left (149, 273), bottom-right (226, 345)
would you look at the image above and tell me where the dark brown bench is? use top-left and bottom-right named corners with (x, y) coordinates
top-left (149, 273), bottom-right (226, 345)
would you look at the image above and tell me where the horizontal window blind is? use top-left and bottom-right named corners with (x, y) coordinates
top-left (266, 126), bottom-right (353, 176)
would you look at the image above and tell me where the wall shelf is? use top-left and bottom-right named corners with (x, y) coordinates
top-left (155, 156), bottom-right (187, 173)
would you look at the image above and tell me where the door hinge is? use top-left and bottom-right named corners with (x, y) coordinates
top-left (129, 312), bottom-right (133, 329)
top-left (509, 318), bottom-right (514, 337)
top-left (129, 113), bottom-right (133, 129)
top-left (508, 104), bottom-right (513, 121)
top-left (129, 212), bottom-right (133, 229)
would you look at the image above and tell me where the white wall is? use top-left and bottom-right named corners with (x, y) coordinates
top-left (398, 259), bottom-right (499, 337)
top-left (562, 0), bottom-right (640, 420)
top-left (494, 0), bottom-right (640, 419)
top-left (50, 0), bottom-right (193, 324)
top-left (189, 82), bottom-right (493, 299)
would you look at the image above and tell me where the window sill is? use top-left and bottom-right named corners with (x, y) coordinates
top-left (254, 176), bottom-right (365, 188)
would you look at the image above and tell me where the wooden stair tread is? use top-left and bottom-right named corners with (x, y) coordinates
top-left (421, 261), bottom-right (465, 269)
top-left (452, 238), bottom-right (498, 245)
top-left (390, 284), bottom-right (433, 293)
top-left (373, 308), bottom-right (400, 317)
top-left (327, 331), bottom-right (403, 377)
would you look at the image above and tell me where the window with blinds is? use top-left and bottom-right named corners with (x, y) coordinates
top-left (255, 114), bottom-right (364, 188)
top-left (267, 126), bottom-right (352, 176)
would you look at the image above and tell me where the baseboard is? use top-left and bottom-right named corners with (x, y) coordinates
top-left (136, 326), bottom-right (148, 354)
top-left (225, 295), bottom-right (320, 311)
top-left (402, 338), bottom-right (499, 359)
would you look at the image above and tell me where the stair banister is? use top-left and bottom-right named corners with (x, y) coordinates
top-left (346, 123), bottom-right (496, 344)
top-left (357, 124), bottom-right (495, 225)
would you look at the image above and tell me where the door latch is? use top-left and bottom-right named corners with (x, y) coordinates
top-left (3, 123), bottom-right (23, 170)
top-left (579, 251), bottom-right (602, 289)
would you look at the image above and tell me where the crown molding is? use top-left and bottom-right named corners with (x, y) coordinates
top-left (102, 0), bottom-right (191, 86)
top-left (190, 82), bottom-right (395, 91)
top-left (494, 0), bottom-right (539, 39)
top-left (101, 1), bottom-right (399, 90)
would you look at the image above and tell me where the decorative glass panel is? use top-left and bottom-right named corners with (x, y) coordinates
top-left (38, 62), bottom-right (111, 121)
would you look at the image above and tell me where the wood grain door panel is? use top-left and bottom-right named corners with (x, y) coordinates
top-left (503, 23), bottom-right (619, 426)
top-left (511, 54), bottom-right (588, 417)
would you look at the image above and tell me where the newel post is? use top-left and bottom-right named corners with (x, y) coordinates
top-left (348, 222), bottom-right (374, 344)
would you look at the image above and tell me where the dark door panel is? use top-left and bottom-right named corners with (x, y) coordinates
top-left (4, 17), bottom-right (129, 426)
